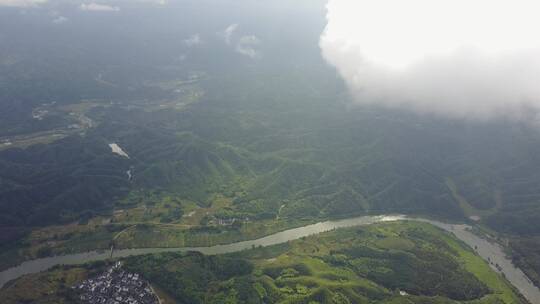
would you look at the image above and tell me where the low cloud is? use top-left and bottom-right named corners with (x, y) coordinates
top-left (219, 24), bottom-right (238, 45)
top-left (126, 0), bottom-right (167, 4)
top-left (219, 24), bottom-right (261, 59)
top-left (320, 0), bottom-right (540, 121)
top-left (139, 0), bottom-right (167, 4)
top-left (235, 35), bottom-right (260, 59)
top-left (183, 34), bottom-right (202, 47)
top-left (80, 3), bottom-right (119, 12)
top-left (52, 15), bottom-right (67, 24)
top-left (0, 0), bottom-right (46, 7)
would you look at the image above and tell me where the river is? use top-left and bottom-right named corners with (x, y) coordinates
top-left (1, 214), bottom-right (539, 303)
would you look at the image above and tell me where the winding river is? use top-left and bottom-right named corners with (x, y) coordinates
top-left (1, 214), bottom-right (539, 303)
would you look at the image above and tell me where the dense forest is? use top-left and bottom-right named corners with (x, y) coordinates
top-left (2, 0), bottom-right (540, 294)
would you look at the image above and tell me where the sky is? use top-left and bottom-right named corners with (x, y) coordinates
top-left (320, 0), bottom-right (540, 121)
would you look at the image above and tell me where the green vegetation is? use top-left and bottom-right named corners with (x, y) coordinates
top-left (509, 236), bottom-right (540, 287)
top-left (3, 0), bottom-right (540, 289)
top-left (1, 222), bottom-right (523, 303)
top-left (5, 65), bottom-right (540, 274)
top-left (0, 264), bottom-right (101, 304)
top-left (125, 222), bottom-right (524, 303)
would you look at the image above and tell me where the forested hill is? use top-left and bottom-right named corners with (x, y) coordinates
top-left (2, 0), bottom-right (540, 276)
top-left (3, 66), bottom-right (540, 237)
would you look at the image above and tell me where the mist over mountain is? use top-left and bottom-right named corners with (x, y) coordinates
top-left (2, 1), bottom-right (540, 303)
top-left (321, 0), bottom-right (540, 121)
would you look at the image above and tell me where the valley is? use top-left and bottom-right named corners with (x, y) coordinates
top-left (1, 218), bottom-right (531, 303)
top-left (2, 0), bottom-right (540, 303)
top-left (2, 215), bottom-right (539, 303)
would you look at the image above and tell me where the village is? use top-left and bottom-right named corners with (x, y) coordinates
top-left (73, 261), bottom-right (159, 304)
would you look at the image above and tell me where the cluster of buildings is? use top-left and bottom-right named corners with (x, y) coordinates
top-left (73, 262), bottom-right (159, 304)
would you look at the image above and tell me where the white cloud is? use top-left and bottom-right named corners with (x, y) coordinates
top-left (235, 35), bottom-right (260, 59)
top-left (218, 24), bottom-right (261, 59)
top-left (80, 3), bottom-right (119, 12)
top-left (0, 0), bottom-right (46, 7)
top-left (219, 24), bottom-right (238, 45)
top-left (320, 0), bottom-right (540, 121)
top-left (138, 0), bottom-right (167, 4)
top-left (52, 15), bottom-right (67, 24)
top-left (183, 34), bottom-right (202, 47)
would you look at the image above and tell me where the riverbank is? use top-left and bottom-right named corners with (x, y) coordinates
top-left (1, 215), bottom-right (539, 303)
top-left (0, 217), bottom-right (315, 273)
